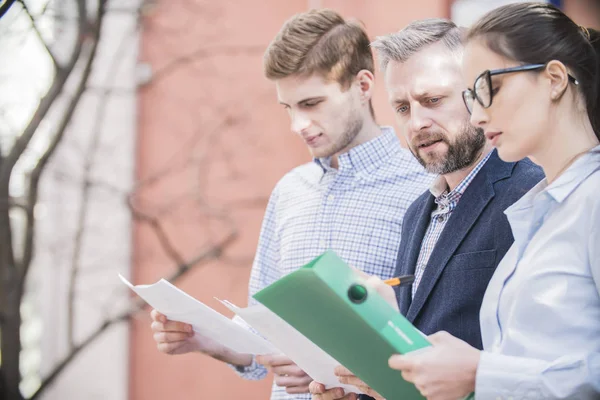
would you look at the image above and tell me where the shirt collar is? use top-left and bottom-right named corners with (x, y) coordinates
top-left (313, 126), bottom-right (400, 174)
top-left (429, 149), bottom-right (494, 201)
top-left (545, 145), bottom-right (600, 203)
top-left (508, 145), bottom-right (600, 216)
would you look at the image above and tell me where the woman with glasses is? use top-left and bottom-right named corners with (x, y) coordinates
top-left (382, 3), bottom-right (600, 400)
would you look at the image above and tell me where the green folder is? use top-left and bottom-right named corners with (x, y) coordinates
top-left (254, 250), bottom-right (430, 399)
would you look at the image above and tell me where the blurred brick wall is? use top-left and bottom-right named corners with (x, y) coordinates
top-left (132, 1), bottom-right (449, 399)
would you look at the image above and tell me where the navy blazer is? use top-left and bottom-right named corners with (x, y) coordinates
top-left (359, 151), bottom-right (542, 400)
top-left (394, 150), bottom-right (544, 350)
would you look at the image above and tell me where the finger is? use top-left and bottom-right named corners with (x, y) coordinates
top-left (285, 384), bottom-right (311, 394)
top-left (274, 374), bottom-right (313, 388)
top-left (150, 309), bottom-right (167, 323)
top-left (255, 355), bottom-right (268, 365)
top-left (163, 320), bottom-right (193, 333)
top-left (271, 364), bottom-right (307, 377)
top-left (333, 365), bottom-right (353, 377)
top-left (337, 375), bottom-right (367, 388)
top-left (256, 353), bottom-right (290, 367)
top-left (427, 330), bottom-right (451, 345)
top-left (308, 381), bottom-right (324, 395)
top-left (153, 331), bottom-right (192, 343)
top-left (413, 377), bottom-right (428, 397)
top-left (364, 276), bottom-right (398, 308)
top-left (309, 381), bottom-right (326, 394)
top-left (313, 387), bottom-right (347, 400)
top-left (400, 369), bottom-right (416, 384)
top-left (358, 385), bottom-right (383, 399)
top-left (157, 340), bottom-right (187, 354)
top-left (364, 275), bottom-right (385, 287)
top-left (265, 354), bottom-right (295, 367)
top-left (150, 321), bottom-right (165, 333)
top-left (388, 354), bottom-right (414, 371)
top-left (151, 320), bottom-right (193, 334)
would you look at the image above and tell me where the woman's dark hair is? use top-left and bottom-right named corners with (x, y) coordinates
top-left (466, 2), bottom-right (600, 140)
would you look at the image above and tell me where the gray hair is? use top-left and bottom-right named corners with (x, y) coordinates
top-left (371, 18), bottom-right (464, 71)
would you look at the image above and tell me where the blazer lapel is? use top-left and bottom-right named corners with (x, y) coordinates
top-left (406, 151), bottom-right (510, 323)
top-left (396, 195), bottom-right (436, 317)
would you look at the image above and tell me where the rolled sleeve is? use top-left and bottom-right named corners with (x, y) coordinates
top-left (228, 354), bottom-right (268, 381)
top-left (228, 315), bottom-right (269, 380)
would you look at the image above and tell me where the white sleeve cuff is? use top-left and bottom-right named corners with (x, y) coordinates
top-left (475, 351), bottom-right (545, 400)
top-left (228, 315), bottom-right (268, 381)
top-left (228, 355), bottom-right (268, 381)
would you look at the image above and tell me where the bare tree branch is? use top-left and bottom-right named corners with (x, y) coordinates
top-left (28, 309), bottom-right (134, 400)
top-left (127, 196), bottom-right (187, 267)
top-left (3, 1), bottom-right (263, 397)
top-left (150, 45), bottom-right (264, 84)
top-left (0, 1), bottom-right (87, 396)
top-left (0, 0), bottom-right (17, 18)
top-left (0, 0), bottom-right (85, 185)
top-left (28, 230), bottom-right (237, 400)
top-left (85, 86), bottom-right (133, 96)
top-left (67, 10), bottom-right (139, 349)
top-left (38, 0), bottom-right (52, 17)
top-left (19, 0), bottom-right (102, 286)
top-left (67, 177), bottom-right (92, 349)
top-left (132, 109), bottom-right (249, 189)
top-left (105, 5), bottom-right (143, 14)
top-left (17, 0), bottom-right (60, 69)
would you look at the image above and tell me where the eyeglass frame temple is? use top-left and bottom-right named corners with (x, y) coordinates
top-left (464, 63), bottom-right (579, 114)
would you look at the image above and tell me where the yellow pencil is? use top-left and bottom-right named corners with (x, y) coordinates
top-left (383, 275), bottom-right (415, 287)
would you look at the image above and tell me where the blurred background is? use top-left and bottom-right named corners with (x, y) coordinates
top-left (0, 0), bottom-right (598, 399)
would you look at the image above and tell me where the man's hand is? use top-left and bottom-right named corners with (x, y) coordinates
top-left (335, 366), bottom-right (384, 399)
top-left (309, 381), bottom-right (358, 400)
top-left (151, 309), bottom-right (201, 355)
top-left (150, 309), bottom-right (252, 366)
top-left (352, 269), bottom-right (399, 312)
top-left (256, 354), bottom-right (312, 394)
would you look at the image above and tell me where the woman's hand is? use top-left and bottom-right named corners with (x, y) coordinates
top-left (389, 331), bottom-right (480, 400)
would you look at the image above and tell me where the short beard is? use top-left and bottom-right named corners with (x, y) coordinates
top-left (317, 106), bottom-right (363, 158)
top-left (413, 122), bottom-right (485, 175)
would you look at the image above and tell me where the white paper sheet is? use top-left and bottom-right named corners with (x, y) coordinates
top-left (119, 274), bottom-right (278, 355)
top-left (218, 299), bottom-right (362, 394)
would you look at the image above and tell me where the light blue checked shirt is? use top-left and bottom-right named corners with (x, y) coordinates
top-left (476, 147), bottom-right (600, 399)
top-left (233, 126), bottom-right (433, 400)
top-left (412, 150), bottom-right (493, 298)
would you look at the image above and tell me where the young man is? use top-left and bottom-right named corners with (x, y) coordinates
top-left (310, 18), bottom-right (544, 400)
top-left (149, 9), bottom-right (432, 400)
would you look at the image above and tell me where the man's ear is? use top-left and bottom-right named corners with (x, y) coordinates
top-left (544, 60), bottom-right (570, 101)
top-left (355, 69), bottom-right (375, 102)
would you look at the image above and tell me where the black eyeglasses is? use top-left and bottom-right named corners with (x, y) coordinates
top-left (462, 63), bottom-right (579, 114)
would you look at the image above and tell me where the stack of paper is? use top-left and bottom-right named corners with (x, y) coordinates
top-left (119, 274), bottom-right (361, 393)
top-left (119, 274), bottom-right (277, 355)
top-left (119, 250), bottom-right (447, 399)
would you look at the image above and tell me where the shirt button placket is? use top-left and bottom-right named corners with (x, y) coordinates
top-left (321, 192), bottom-right (335, 250)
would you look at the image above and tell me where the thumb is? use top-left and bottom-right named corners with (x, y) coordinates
top-left (308, 380), bottom-right (326, 394)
